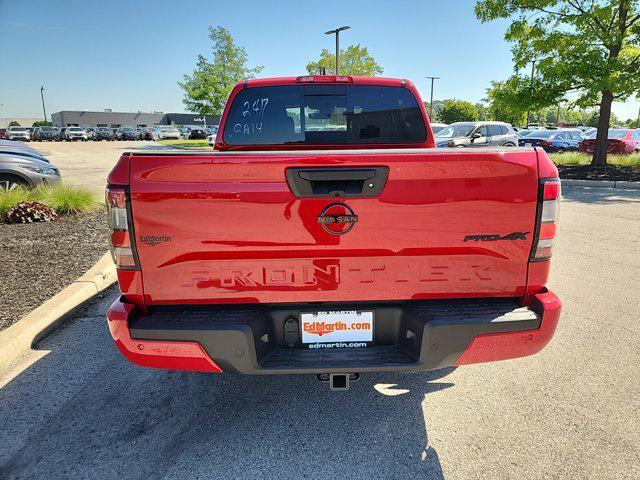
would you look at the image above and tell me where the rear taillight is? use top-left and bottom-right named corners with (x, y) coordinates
top-left (106, 186), bottom-right (139, 269)
top-left (531, 178), bottom-right (560, 261)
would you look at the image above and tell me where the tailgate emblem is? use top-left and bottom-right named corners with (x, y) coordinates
top-left (317, 202), bottom-right (358, 235)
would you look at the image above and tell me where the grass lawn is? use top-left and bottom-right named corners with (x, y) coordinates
top-left (157, 139), bottom-right (210, 149)
top-left (549, 152), bottom-right (640, 166)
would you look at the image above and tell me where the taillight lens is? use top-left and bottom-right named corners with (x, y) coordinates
top-left (531, 178), bottom-right (560, 261)
top-left (106, 186), bottom-right (139, 269)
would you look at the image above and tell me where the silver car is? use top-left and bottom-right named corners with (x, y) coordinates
top-left (435, 121), bottom-right (518, 148)
top-left (0, 143), bottom-right (61, 190)
top-left (6, 126), bottom-right (31, 142)
top-left (64, 127), bottom-right (88, 141)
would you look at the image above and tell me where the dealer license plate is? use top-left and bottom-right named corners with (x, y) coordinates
top-left (300, 310), bottom-right (373, 348)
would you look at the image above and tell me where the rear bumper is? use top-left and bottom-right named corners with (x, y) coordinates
top-left (107, 291), bottom-right (561, 375)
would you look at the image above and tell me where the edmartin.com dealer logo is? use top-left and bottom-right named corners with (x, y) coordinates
top-left (308, 342), bottom-right (368, 349)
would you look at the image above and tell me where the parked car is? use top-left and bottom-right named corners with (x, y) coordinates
top-left (0, 128), bottom-right (6, 139)
top-left (518, 129), bottom-right (584, 152)
top-left (430, 122), bottom-right (448, 134)
top-left (6, 126), bottom-right (31, 141)
top-left (84, 127), bottom-right (97, 140)
top-left (64, 127), bottom-right (88, 141)
top-left (435, 121), bottom-right (518, 148)
top-left (105, 75), bottom-right (562, 389)
top-left (94, 127), bottom-right (115, 141)
top-left (183, 125), bottom-right (208, 139)
top-left (152, 125), bottom-right (181, 140)
top-left (115, 127), bottom-right (139, 140)
top-left (206, 126), bottom-right (219, 147)
top-left (516, 129), bottom-right (533, 138)
top-left (579, 128), bottom-right (640, 154)
top-left (32, 126), bottom-right (61, 141)
top-left (0, 145), bottom-right (61, 190)
top-left (139, 127), bottom-right (154, 141)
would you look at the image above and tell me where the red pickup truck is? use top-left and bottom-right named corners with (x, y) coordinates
top-left (106, 75), bottom-right (561, 390)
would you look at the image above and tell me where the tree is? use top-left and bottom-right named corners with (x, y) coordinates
top-left (32, 120), bottom-right (52, 127)
top-left (475, 102), bottom-right (492, 121)
top-left (178, 26), bottom-right (263, 116)
top-left (439, 100), bottom-right (479, 124)
top-left (485, 77), bottom-right (528, 125)
top-left (8, 120), bottom-right (20, 126)
top-left (423, 100), bottom-right (444, 121)
top-left (476, 0), bottom-right (640, 166)
top-left (306, 45), bottom-right (383, 76)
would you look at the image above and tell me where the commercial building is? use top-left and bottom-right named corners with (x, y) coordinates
top-left (51, 111), bottom-right (221, 128)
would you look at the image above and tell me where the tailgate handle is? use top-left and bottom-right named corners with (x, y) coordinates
top-left (285, 166), bottom-right (389, 198)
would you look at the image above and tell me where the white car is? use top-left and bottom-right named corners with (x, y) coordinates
top-left (152, 126), bottom-right (181, 140)
top-left (65, 127), bottom-right (88, 141)
top-left (6, 127), bottom-right (31, 141)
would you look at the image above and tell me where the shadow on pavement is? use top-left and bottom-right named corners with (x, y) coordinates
top-left (0, 300), bottom-right (452, 480)
top-left (561, 185), bottom-right (640, 204)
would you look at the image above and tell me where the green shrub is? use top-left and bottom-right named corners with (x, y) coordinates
top-left (549, 152), bottom-right (640, 166)
top-left (34, 183), bottom-right (98, 215)
top-left (0, 183), bottom-right (99, 219)
top-left (0, 187), bottom-right (35, 217)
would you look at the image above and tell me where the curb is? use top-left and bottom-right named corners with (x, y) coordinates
top-left (562, 178), bottom-right (640, 189)
top-left (0, 252), bottom-right (117, 373)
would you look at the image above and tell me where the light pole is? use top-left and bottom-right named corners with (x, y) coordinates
top-left (324, 26), bottom-right (351, 75)
top-left (1, 103), bottom-right (5, 128)
top-left (636, 104), bottom-right (640, 127)
top-left (40, 86), bottom-right (47, 122)
top-left (426, 76), bottom-right (439, 120)
top-left (526, 60), bottom-right (537, 127)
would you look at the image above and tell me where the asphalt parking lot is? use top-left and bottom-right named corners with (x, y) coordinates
top-left (30, 141), bottom-right (155, 195)
top-left (1, 186), bottom-right (639, 480)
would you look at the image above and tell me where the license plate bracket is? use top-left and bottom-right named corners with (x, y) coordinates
top-left (300, 310), bottom-right (374, 349)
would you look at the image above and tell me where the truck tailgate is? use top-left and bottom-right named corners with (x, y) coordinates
top-left (128, 148), bottom-right (539, 305)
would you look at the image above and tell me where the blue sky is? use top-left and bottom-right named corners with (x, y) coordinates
top-left (1, 0), bottom-right (638, 121)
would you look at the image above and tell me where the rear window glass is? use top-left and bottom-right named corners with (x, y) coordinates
top-left (223, 85), bottom-right (426, 146)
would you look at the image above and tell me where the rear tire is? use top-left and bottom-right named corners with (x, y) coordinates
top-left (0, 174), bottom-right (29, 191)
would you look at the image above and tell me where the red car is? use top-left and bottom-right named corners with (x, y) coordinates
top-left (579, 128), bottom-right (640, 154)
top-left (106, 76), bottom-right (561, 390)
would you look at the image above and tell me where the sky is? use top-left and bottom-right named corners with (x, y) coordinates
top-left (1, 0), bottom-right (638, 122)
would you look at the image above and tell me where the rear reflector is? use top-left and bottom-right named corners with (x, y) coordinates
top-left (531, 178), bottom-right (560, 261)
top-left (106, 186), bottom-right (140, 270)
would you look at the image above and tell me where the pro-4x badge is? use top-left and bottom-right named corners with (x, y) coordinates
top-left (464, 232), bottom-right (529, 242)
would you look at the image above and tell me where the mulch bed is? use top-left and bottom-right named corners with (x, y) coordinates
top-left (0, 208), bottom-right (109, 331)
top-left (557, 164), bottom-right (640, 182)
